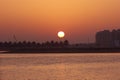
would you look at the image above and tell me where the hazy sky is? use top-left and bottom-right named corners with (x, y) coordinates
top-left (0, 0), bottom-right (120, 43)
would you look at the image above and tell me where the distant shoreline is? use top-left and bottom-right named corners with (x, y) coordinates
top-left (1, 48), bottom-right (120, 53)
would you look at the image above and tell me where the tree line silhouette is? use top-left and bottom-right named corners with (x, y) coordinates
top-left (0, 40), bottom-right (69, 49)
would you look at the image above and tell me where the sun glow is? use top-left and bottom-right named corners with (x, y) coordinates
top-left (58, 31), bottom-right (65, 38)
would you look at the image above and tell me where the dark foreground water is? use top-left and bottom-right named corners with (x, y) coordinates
top-left (0, 53), bottom-right (120, 80)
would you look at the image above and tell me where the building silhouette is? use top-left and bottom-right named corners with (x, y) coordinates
top-left (96, 29), bottom-right (120, 47)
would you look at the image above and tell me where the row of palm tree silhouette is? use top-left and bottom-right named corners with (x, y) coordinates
top-left (0, 40), bottom-right (69, 48)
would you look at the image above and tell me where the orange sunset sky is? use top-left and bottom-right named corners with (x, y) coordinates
top-left (0, 0), bottom-right (120, 43)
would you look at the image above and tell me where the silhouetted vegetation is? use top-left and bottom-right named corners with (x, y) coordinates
top-left (0, 40), bottom-right (69, 51)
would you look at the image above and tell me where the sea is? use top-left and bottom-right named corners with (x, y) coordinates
top-left (0, 53), bottom-right (120, 80)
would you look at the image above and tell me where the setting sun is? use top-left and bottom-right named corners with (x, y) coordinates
top-left (57, 31), bottom-right (65, 38)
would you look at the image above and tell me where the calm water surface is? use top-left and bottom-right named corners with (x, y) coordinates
top-left (0, 53), bottom-right (120, 80)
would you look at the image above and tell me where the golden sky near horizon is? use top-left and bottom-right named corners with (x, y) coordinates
top-left (0, 0), bottom-right (120, 43)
